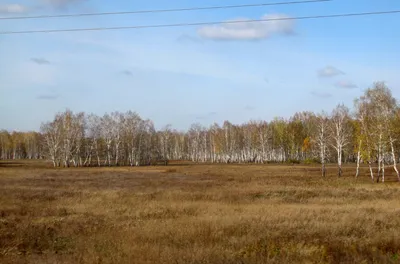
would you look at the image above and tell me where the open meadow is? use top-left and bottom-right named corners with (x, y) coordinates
top-left (1, 161), bottom-right (400, 264)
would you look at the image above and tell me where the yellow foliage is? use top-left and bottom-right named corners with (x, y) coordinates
top-left (302, 137), bottom-right (312, 153)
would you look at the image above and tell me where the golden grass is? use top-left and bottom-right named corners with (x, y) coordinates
top-left (0, 161), bottom-right (400, 263)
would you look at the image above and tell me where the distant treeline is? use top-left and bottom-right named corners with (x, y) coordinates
top-left (1, 82), bottom-right (399, 182)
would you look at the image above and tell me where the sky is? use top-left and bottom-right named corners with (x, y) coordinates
top-left (1, 0), bottom-right (400, 131)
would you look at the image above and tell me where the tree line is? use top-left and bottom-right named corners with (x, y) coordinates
top-left (1, 82), bottom-right (399, 182)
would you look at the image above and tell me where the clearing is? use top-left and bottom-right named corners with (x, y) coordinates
top-left (0, 161), bottom-right (400, 263)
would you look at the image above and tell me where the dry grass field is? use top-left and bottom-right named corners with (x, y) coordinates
top-left (1, 161), bottom-right (400, 264)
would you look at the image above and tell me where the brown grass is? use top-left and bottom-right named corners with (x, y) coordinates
top-left (0, 161), bottom-right (400, 263)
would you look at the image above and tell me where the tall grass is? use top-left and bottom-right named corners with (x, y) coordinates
top-left (0, 161), bottom-right (399, 263)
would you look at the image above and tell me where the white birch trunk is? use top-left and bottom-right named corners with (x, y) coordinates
top-left (389, 137), bottom-right (400, 181)
top-left (355, 140), bottom-right (362, 178)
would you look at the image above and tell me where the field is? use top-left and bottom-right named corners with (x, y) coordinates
top-left (1, 161), bottom-right (400, 264)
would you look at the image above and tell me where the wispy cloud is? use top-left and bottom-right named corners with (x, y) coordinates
top-left (31, 58), bottom-right (51, 65)
top-left (37, 94), bottom-right (59, 100)
top-left (0, 4), bottom-right (28, 14)
top-left (318, 66), bottom-right (345, 78)
top-left (311, 91), bottom-right (332, 98)
top-left (198, 13), bottom-right (295, 41)
top-left (0, 0), bottom-right (86, 14)
top-left (335, 80), bottom-right (358, 89)
top-left (41, 0), bottom-right (86, 10)
top-left (121, 70), bottom-right (133, 76)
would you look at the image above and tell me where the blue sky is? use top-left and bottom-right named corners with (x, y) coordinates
top-left (1, 0), bottom-right (400, 131)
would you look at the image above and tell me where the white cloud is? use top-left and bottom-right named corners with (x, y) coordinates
top-left (335, 80), bottom-right (358, 89)
top-left (197, 13), bottom-right (295, 41)
top-left (0, 1), bottom-right (85, 15)
top-left (318, 66), bottom-right (345, 78)
top-left (41, 0), bottom-right (85, 9)
top-left (0, 4), bottom-right (28, 14)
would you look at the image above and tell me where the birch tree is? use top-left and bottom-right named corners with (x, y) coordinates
top-left (10, 132), bottom-right (24, 160)
top-left (58, 110), bottom-right (85, 167)
top-left (0, 131), bottom-right (12, 160)
top-left (316, 113), bottom-right (329, 177)
top-left (255, 121), bottom-right (270, 163)
top-left (366, 82), bottom-right (399, 182)
top-left (209, 123), bottom-right (220, 163)
top-left (141, 120), bottom-right (156, 165)
top-left (100, 114), bottom-right (115, 166)
top-left (188, 123), bottom-right (202, 162)
top-left (271, 118), bottom-right (288, 162)
top-left (330, 104), bottom-right (351, 177)
top-left (111, 112), bottom-right (124, 166)
top-left (352, 119), bottom-right (363, 179)
top-left (41, 114), bottom-right (63, 167)
top-left (86, 114), bottom-right (102, 166)
top-left (124, 111), bottom-right (142, 166)
top-left (158, 125), bottom-right (172, 165)
top-left (355, 96), bottom-right (375, 182)
top-left (24, 132), bottom-right (41, 159)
